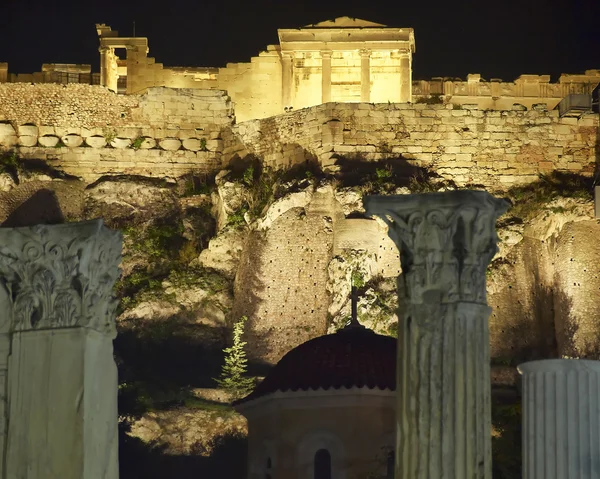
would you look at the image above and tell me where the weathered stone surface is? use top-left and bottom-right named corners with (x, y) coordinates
top-left (159, 138), bottom-right (182, 151)
top-left (17, 124), bottom-right (38, 137)
top-left (0, 172), bottom-right (16, 192)
top-left (85, 134), bottom-right (107, 148)
top-left (519, 359), bottom-right (600, 479)
top-left (38, 135), bottom-right (59, 147)
top-left (139, 136), bottom-right (156, 149)
top-left (365, 191), bottom-right (509, 479)
top-left (182, 138), bottom-right (202, 151)
top-left (110, 137), bottom-right (131, 149)
top-left (0, 220), bottom-right (122, 479)
top-left (17, 135), bottom-right (37, 147)
top-left (62, 133), bottom-right (83, 147)
top-left (197, 226), bottom-right (246, 279)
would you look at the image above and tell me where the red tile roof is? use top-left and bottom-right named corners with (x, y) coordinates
top-left (234, 324), bottom-right (397, 405)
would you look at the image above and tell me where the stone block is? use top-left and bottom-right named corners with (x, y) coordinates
top-left (38, 135), bottom-right (59, 148)
top-left (62, 134), bottom-right (84, 148)
top-left (111, 137), bottom-right (131, 149)
top-left (140, 137), bottom-right (157, 149)
top-left (18, 135), bottom-right (38, 147)
top-left (86, 135), bottom-right (107, 148)
top-left (17, 124), bottom-right (38, 137)
top-left (159, 138), bottom-right (182, 151)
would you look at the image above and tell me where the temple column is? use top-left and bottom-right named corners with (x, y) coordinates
top-left (399, 53), bottom-right (411, 102)
top-left (321, 50), bottom-right (332, 104)
top-left (364, 191), bottom-right (508, 479)
top-left (281, 52), bottom-right (294, 110)
top-left (0, 220), bottom-right (122, 479)
top-left (518, 359), bottom-right (600, 479)
top-left (360, 49), bottom-right (371, 103)
top-left (99, 46), bottom-right (110, 87)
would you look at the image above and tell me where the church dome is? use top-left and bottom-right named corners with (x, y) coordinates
top-left (235, 324), bottom-right (397, 405)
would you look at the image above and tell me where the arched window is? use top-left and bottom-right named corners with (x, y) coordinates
top-left (386, 450), bottom-right (394, 479)
top-left (314, 449), bottom-right (331, 479)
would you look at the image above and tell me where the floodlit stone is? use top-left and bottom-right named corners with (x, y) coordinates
top-left (519, 359), bottom-right (600, 479)
top-left (17, 135), bottom-right (37, 147)
top-left (139, 137), bottom-right (156, 149)
top-left (0, 123), bottom-right (17, 147)
top-left (0, 219), bottom-right (122, 479)
top-left (182, 138), bottom-right (202, 151)
top-left (38, 135), bottom-right (59, 147)
top-left (159, 138), bottom-right (182, 151)
top-left (85, 134), bottom-right (107, 148)
top-left (364, 191), bottom-right (509, 479)
top-left (110, 137), bottom-right (131, 149)
top-left (17, 124), bottom-right (38, 137)
top-left (62, 133), bottom-right (84, 147)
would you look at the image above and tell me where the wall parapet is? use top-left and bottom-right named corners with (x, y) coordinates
top-left (233, 102), bottom-right (599, 188)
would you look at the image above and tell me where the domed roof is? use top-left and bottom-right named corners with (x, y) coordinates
top-left (234, 323), bottom-right (397, 405)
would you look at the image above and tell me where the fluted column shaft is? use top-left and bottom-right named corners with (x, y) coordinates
top-left (364, 191), bottom-right (508, 479)
top-left (0, 220), bottom-right (122, 479)
top-left (281, 53), bottom-right (293, 109)
top-left (321, 50), bottom-right (332, 104)
top-left (519, 359), bottom-right (600, 479)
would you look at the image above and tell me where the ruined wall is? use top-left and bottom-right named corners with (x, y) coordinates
top-left (232, 186), bottom-right (345, 363)
top-left (1, 86), bottom-right (598, 187)
top-left (413, 70), bottom-right (600, 110)
top-left (234, 102), bottom-right (598, 187)
top-left (0, 85), bottom-right (238, 181)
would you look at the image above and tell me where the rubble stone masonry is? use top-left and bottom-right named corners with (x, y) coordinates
top-left (0, 85), bottom-right (597, 187)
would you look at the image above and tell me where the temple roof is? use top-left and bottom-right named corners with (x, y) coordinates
top-left (233, 324), bottom-right (397, 406)
top-left (305, 17), bottom-right (387, 28)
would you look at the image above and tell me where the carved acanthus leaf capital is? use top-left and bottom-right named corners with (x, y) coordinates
top-left (364, 191), bottom-right (508, 304)
top-left (0, 220), bottom-right (122, 337)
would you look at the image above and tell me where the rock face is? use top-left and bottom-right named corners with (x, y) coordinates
top-left (488, 199), bottom-right (600, 364)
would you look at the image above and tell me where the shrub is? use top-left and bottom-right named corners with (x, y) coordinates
top-left (214, 316), bottom-right (256, 400)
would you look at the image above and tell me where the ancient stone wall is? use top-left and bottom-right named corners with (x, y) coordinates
top-left (0, 85), bottom-right (238, 181)
top-left (1, 85), bottom-right (597, 187)
top-left (234, 102), bottom-right (598, 188)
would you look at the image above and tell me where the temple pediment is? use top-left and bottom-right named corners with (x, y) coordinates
top-left (305, 17), bottom-right (387, 28)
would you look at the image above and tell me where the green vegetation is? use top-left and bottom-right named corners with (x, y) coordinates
top-left (103, 128), bottom-right (117, 144)
top-left (199, 137), bottom-right (208, 151)
top-left (504, 171), bottom-right (593, 222)
top-left (492, 399), bottom-right (521, 479)
top-left (351, 269), bottom-right (366, 289)
top-left (214, 316), bottom-right (256, 400)
top-left (131, 136), bottom-right (144, 150)
top-left (0, 150), bottom-right (19, 175)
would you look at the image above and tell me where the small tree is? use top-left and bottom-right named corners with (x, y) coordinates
top-left (214, 316), bottom-right (256, 400)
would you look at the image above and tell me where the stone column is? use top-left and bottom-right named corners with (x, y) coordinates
top-left (321, 50), bottom-right (332, 104)
top-left (364, 191), bottom-right (508, 479)
top-left (399, 53), bottom-right (411, 102)
top-left (518, 359), bottom-right (600, 479)
top-left (0, 220), bottom-right (122, 479)
top-left (360, 49), bottom-right (371, 103)
top-left (281, 52), bottom-right (294, 109)
top-left (99, 46), bottom-right (110, 87)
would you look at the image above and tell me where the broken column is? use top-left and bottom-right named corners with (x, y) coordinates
top-left (364, 191), bottom-right (508, 479)
top-left (0, 220), bottom-right (122, 479)
top-left (518, 359), bottom-right (600, 479)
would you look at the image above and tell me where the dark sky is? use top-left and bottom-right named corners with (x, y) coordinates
top-left (1, 0), bottom-right (598, 81)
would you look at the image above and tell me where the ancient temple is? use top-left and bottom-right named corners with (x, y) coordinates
top-left (96, 17), bottom-right (415, 121)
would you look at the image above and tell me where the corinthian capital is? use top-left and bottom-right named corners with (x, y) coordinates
top-left (0, 220), bottom-right (122, 337)
top-left (364, 191), bottom-right (508, 304)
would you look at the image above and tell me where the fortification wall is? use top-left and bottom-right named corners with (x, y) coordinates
top-left (1, 85), bottom-right (597, 187)
top-left (0, 85), bottom-right (238, 181)
top-left (234, 102), bottom-right (599, 187)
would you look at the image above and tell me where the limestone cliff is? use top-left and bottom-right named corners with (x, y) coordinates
top-left (0, 155), bottom-right (598, 479)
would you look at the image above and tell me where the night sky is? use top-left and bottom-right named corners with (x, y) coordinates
top-left (1, 0), bottom-right (599, 81)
